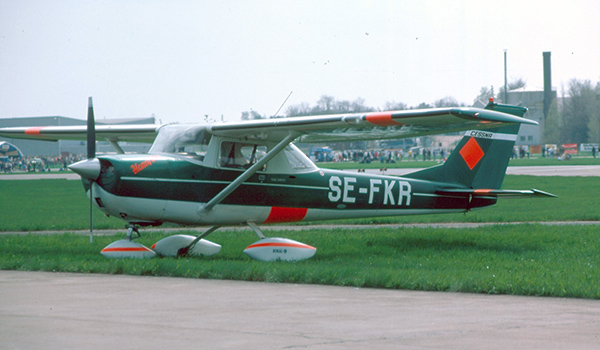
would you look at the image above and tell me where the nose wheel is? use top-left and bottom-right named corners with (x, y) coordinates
top-left (99, 224), bottom-right (155, 259)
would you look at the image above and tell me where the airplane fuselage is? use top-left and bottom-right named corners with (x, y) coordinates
top-left (86, 153), bottom-right (494, 227)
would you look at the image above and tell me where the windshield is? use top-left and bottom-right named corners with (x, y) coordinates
top-left (149, 125), bottom-right (211, 160)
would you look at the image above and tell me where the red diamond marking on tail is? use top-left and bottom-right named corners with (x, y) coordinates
top-left (459, 137), bottom-right (484, 170)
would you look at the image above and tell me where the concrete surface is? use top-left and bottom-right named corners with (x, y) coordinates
top-left (1, 271), bottom-right (599, 350)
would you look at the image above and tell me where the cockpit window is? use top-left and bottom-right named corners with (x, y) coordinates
top-left (220, 141), bottom-right (267, 170)
top-left (149, 125), bottom-right (211, 161)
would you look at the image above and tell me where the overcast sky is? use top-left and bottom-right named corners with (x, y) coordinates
top-left (1, 0), bottom-right (599, 124)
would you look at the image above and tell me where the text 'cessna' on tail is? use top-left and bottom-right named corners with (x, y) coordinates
top-left (0, 98), bottom-right (555, 261)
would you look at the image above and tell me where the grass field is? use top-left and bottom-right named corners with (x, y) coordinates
top-left (1, 175), bottom-right (598, 298)
top-left (1, 224), bottom-right (599, 298)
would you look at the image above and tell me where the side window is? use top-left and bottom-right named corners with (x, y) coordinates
top-left (284, 145), bottom-right (316, 170)
top-left (220, 142), bottom-right (267, 170)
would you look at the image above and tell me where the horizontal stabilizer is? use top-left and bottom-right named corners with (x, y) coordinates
top-left (436, 188), bottom-right (557, 198)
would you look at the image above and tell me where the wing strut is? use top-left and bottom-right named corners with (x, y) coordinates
top-left (106, 139), bottom-right (125, 154)
top-left (200, 132), bottom-right (299, 212)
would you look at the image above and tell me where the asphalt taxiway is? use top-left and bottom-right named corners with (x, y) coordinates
top-left (1, 271), bottom-right (599, 350)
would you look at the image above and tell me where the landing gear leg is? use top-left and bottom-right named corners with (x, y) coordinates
top-left (126, 224), bottom-right (141, 241)
top-left (151, 226), bottom-right (222, 258)
top-left (246, 221), bottom-right (266, 239)
top-left (178, 225), bottom-right (221, 257)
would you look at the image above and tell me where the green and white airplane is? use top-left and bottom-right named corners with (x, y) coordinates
top-left (0, 98), bottom-right (554, 260)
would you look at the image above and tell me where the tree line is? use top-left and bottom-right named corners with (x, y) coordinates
top-left (545, 79), bottom-right (600, 144)
top-left (241, 95), bottom-right (466, 120)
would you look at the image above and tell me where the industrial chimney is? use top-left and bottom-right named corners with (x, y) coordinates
top-left (543, 52), bottom-right (552, 118)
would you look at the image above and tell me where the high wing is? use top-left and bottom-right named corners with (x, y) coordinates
top-left (0, 124), bottom-right (160, 143)
top-left (0, 104), bottom-right (536, 145)
top-left (209, 106), bottom-right (536, 142)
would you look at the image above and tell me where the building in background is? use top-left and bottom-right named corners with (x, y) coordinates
top-left (505, 88), bottom-right (555, 146)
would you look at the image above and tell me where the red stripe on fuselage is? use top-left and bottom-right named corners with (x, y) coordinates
top-left (263, 207), bottom-right (308, 224)
top-left (365, 112), bottom-right (403, 127)
top-left (24, 127), bottom-right (45, 136)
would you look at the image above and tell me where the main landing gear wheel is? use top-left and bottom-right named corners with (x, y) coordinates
top-left (243, 222), bottom-right (317, 262)
top-left (152, 235), bottom-right (222, 257)
top-left (152, 226), bottom-right (222, 258)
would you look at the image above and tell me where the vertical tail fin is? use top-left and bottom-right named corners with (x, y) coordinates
top-left (406, 102), bottom-right (527, 190)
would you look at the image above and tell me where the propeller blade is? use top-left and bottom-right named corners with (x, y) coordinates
top-left (87, 97), bottom-right (96, 159)
top-left (87, 97), bottom-right (96, 242)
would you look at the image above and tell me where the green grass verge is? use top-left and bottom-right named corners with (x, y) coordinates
top-left (1, 224), bottom-right (598, 298)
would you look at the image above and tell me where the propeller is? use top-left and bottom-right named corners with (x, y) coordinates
top-left (87, 97), bottom-right (96, 159)
top-left (68, 97), bottom-right (100, 243)
top-left (87, 97), bottom-right (95, 243)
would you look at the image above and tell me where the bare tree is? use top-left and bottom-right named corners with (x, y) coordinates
top-left (498, 78), bottom-right (527, 101)
top-left (474, 86), bottom-right (495, 104)
top-left (434, 96), bottom-right (462, 108)
top-left (561, 79), bottom-right (596, 143)
top-left (383, 101), bottom-right (407, 111)
top-left (286, 102), bottom-right (312, 117)
top-left (241, 110), bottom-right (265, 120)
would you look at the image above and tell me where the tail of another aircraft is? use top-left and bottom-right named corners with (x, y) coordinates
top-left (405, 101), bottom-right (526, 190)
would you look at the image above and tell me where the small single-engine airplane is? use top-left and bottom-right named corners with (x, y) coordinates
top-left (0, 98), bottom-right (555, 261)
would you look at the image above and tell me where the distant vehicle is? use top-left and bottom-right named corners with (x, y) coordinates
top-left (309, 147), bottom-right (334, 162)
